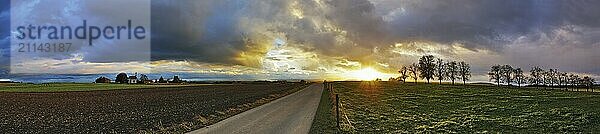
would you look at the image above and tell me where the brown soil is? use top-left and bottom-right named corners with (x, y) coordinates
top-left (0, 83), bottom-right (309, 133)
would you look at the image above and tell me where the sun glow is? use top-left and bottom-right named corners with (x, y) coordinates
top-left (349, 67), bottom-right (393, 81)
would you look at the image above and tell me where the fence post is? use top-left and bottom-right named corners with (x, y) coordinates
top-left (336, 94), bottom-right (340, 130)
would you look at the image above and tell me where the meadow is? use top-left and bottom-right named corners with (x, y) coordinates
top-left (312, 81), bottom-right (600, 133)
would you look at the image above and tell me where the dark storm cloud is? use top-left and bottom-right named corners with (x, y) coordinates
top-left (379, 0), bottom-right (600, 50)
top-left (559, 0), bottom-right (600, 28)
top-left (325, 0), bottom-right (390, 46)
top-left (151, 0), bottom-right (255, 64)
top-left (382, 0), bottom-right (544, 50)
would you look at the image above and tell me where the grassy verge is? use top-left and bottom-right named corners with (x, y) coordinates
top-left (309, 86), bottom-right (339, 134)
top-left (0, 83), bottom-right (199, 92)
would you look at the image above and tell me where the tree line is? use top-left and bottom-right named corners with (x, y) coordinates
top-left (394, 55), bottom-right (471, 85)
top-left (488, 65), bottom-right (596, 90)
top-left (95, 73), bottom-right (183, 84)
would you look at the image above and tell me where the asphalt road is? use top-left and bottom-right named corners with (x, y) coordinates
top-left (189, 84), bottom-right (323, 134)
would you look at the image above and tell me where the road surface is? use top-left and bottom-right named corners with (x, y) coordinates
top-left (188, 84), bottom-right (323, 134)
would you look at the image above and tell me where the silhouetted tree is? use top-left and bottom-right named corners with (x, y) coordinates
top-left (542, 70), bottom-right (552, 88)
top-left (582, 76), bottom-right (589, 91)
top-left (501, 65), bottom-right (514, 86)
top-left (523, 76), bottom-right (531, 87)
top-left (115, 73), bottom-right (128, 84)
top-left (568, 74), bottom-right (577, 91)
top-left (583, 76), bottom-right (595, 91)
top-left (489, 65), bottom-right (502, 86)
top-left (548, 69), bottom-right (557, 86)
top-left (435, 58), bottom-right (445, 84)
top-left (559, 72), bottom-right (567, 90)
top-left (158, 76), bottom-right (167, 83)
top-left (408, 63), bottom-right (419, 83)
top-left (172, 75), bottom-right (182, 83)
top-left (513, 68), bottom-right (525, 86)
top-left (529, 66), bottom-right (543, 87)
top-left (528, 76), bottom-right (537, 87)
top-left (418, 55), bottom-right (436, 83)
top-left (446, 61), bottom-right (458, 85)
top-left (399, 66), bottom-right (409, 83)
top-left (458, 61), bottom-right (470, 85)
top-left (576, 77), bottom-right (584, 90)
top-left (138, 74), bottom-right (149, 84)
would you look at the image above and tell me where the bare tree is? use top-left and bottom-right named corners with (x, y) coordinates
top-left (408, 63), bottom-right (419, 83)
top-left (489, 65), bottom-right (502, 86)
top-left (446, 61), bottom-right (458, 85)
top-left (501, 65), bottom-right (514, 86)
top-left (559, 72), bottom-right (568, 90)
top-left (570, 74), bottom-right (580, 91)
top-left (513, 68), bottom-right (525, 87)
top-left (529, 66), bottom-right (543, 87)
top-left (554, 69), bottom-right (560, 87)
top-left (548, 69), bottom-right (557, 86)
top-left (458, 61), bottom-right (471, 85)
top-left (591, 77), bottom-right (596, 92)
top-left (435, 58), bottom-right (445, 84)
top-left (542, 70), bottom-right (554, 88)
top-left (583, 76), bottom-right (595, 91)
top-left (418, 55), bottom-right (436, 84)
top-left (578, 77), bottom-right (585, 91)
top-left (568, 74), bottom-right (576, 91)
top-left (398, 66), bottom-right (409, 83)
top-left (587, 77), bottom-right (595, 92)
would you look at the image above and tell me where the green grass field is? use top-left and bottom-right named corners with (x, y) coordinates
top-left (309, 85), bottom-right (338, 134)
top-left (313, 81), bottom-right (600, 133)
top-left (0, 83), bottom-right (195, 92)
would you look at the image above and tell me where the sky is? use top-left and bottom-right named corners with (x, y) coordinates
top-left (1, 0), bottom-right (600, 82)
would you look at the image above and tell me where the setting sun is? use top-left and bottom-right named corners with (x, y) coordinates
top-left (349, 67), bottom-right (393, 81)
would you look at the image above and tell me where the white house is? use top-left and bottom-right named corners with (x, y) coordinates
top-left (128, 75), bottom-right (138, 84)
